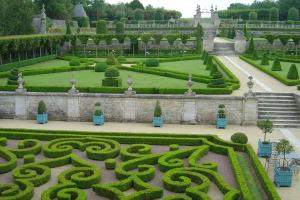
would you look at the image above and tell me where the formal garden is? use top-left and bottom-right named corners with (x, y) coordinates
top-left (0, 128), bottom-right (283, 200)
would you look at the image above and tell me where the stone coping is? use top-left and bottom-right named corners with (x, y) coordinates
top-left (0, 91), bottom-right (245, 100)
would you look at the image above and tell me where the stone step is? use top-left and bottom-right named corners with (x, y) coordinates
top-left (258, 111), bottom-right (300, 116)
top-left (256, 92), bottom-right (294, 96)
top-left (271, 119), bottom-right (300, 124)
top-left (257, 96), bottom-right (295, 100)
top-left (213, 51), bottom-right (236, 56)
top-left (258, 115), bottom-right (300, 120)
top-left (258, 103), bottom-right (298, 108)
top-left (258, 99), bottom-right (296, 104)
top-left (258, 107), bottom-right (299, 112)
top-left (273, 124), bottom-right (300, 128)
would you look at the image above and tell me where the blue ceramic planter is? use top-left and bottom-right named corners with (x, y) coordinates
top-left (152, 117), bottom-right (163, 127)
top-left (274, 167), bottom-right (293, 187)
top-left (37, 113), bottom-right (48, 124)
top-left (258, 140), bottom-right (272, 157)
top-left (93, 115), bottom-right (105, 126)
top-left (216, 117), bottom-right (227, 129)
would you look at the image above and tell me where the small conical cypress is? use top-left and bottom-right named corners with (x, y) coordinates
top-left (203, 54), bottom-right (209, 65)
top-left (201, 51), bottom-right (207, 60)
top-left (205, 56), bottom-right (213, 70)
top-left (252, 50), bottom-right (259, 60)
top-left (208, 72), bottom-right (227, 88)
top-left (261, 53), bottom-right (269, 65)
top-left (287, 64), bottom-right (299, 80)
top-left (247, 37), bottom-right (255, 54)
top-left (271, 58), bottom-right (282, 71)
top-left (210, 64), bottom-right (218, 76)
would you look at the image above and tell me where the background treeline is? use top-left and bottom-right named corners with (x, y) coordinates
top-left (219, 0), bottom-right (300, 21)
top-left (0, 0), bottom-right (182, 36)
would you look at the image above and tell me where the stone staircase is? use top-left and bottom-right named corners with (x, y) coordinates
top-left (256, 93), bottom-right (300, 128)
top-left (213, 42), bottom-right (236, 56)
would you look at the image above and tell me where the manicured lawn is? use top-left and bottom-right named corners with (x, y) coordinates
top-left (19, 70), bottom-right (206, 88)
top-left (89, 58), bottom-right (147, 62)
top-left (251, 59), bottom-right (300, 78)
top-left (18, 59), bottom-right (69, 70)
top-left (158, 59), bottom-right (210, 76)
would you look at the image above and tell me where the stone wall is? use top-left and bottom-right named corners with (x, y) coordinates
top-left (0, 92), bottom-right (258, 125)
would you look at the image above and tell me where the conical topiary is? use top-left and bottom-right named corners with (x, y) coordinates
top-left (7, 68), bottom-right (19, 85)
top-left (287, 64), bottom-right (299, 80)
top-left (203, 54), bottom-right (209, 65)
top-left (205, 56), bottom-right (213, 70)
top-left (208, 72), bottom-right (226, 88)
top-left (210, 63), bottom-right (218, 76)
top-left (247, 37), bottom-right (255, 54)
top-left (201, 51), bottom-right (207, 60)
top-left (154, 101), bottom-right (162, 117)
top-left (37, 101), bottom-right (47, 114)
top-left (252, 50), bottom-right (259, 60)
top-left (271, 58), bottom-right (282, 71)
top-left (261, 53), bottom-right (269, 65)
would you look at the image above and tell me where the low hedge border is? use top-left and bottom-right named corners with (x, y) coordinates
top-left (0, 55), bottom-right (57, 72)
top-left (0, 146), bottom-right (18, 174)
top-left (41, 182), bottom-right (87, 200)
top-left (7, 139), bottom-right (42, 158)
top-left (240, 55), bottom-right (300, 86)
top-left (120, 144), bottom-right (152, 161)
top-left (0, 180), bottom-right (34, 200)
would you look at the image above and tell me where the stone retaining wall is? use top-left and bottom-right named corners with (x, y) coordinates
top-left (0, 92), bottom-right (258, 125)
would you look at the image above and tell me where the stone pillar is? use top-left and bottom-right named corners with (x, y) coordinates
top-left (242, 96), bottom-right (258, 125)
top-left (14, 94), bottom-right (27, 120)
top-left (234, 31), bottom-right (247, 54)
top-left (182, 100), bottom-right (197, 124)
top-left (123, 98), bottom-right (136, 122)
top-left (67, 95), bottom-right (80, 121)
top-left (203, 36), bottom-right (214, 52)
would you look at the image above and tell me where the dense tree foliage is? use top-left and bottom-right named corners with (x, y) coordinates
top-left (269, 7), bottom-right (279, 21)
top-left (287, 7), bottom-right (299, 21)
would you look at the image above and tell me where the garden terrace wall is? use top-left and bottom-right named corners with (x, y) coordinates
top-left (0, 91), bottom-right (257, 125)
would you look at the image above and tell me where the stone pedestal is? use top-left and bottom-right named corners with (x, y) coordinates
top-left (242, 96), bottom-right (258, 125)
top-left (182, 100), bottom-right (197, 124)
top-left (234, 31), bottom-right (247, 54)
top-left (14, 95), bottom-right (27, 120)
top-left (123, 98), bottom-right (136, 122)
top-left (67, 96), bottom-right (80, 121)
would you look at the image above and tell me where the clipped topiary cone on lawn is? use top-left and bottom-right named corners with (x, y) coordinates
top-left (271, 58), bottom-right (282, 71)
top-left (287, 64), bottom-right (299, 80)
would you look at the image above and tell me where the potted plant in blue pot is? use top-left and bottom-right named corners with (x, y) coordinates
top-left (152, 101), bottom-right (163, 127)
top-left (257, 120), bottom-right (273, 157)
top-left (274, 139), bottom-right (294, 187)
top-left (216, 104), bottom-right (227, 129)
top-left (36, 100), bottom-right (48, 124)
top-left (93, 102), bottom-right (104, 126)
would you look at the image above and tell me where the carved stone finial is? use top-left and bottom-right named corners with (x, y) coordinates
top-left (125, 75), bottom-right (136, 96)
top-left (245, 76), bottom-right (255, 97)
top-left (16, 73), bottom-right (26, 93)
top-left (41, 4), bottom-right (46, 19)
top-left (69, 73), bottom-right (79, 95)
top-left (185, 74), bottom-right (196, 96)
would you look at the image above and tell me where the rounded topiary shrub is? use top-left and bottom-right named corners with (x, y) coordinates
top-left (95, 62), bottom-right (108, 72)
top-left (105, 67), bottom-right (120, 78)
top-left (145, 58), bottom-right (159, 67)
top-left (105, 159), bottom-right (116, 170)
top-left (24, 154), bottom-right (35, 164)
top-left (287, 64), bottom-right (299, 80)
top-left (7, 68), bottom-right (19, 85)
top-left (106, 53), bottom-right (117, 65)
top-left (69, 59), bottom-right (80, 66)
top-left (231, 132), bottom-right (248, 144)
top-left (169, 144), bottom-right (179, 151)
top-left (117, 56), bottom-right (127, 62)
top-left (271, 58), bottom-right (282, 71)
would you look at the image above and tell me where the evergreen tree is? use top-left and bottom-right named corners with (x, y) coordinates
top-left (7, 68), bottom-right (19, 85)
top-left (288, 7), bottom-right (300, 21)
top-left (134, 9), bottom-right (144, 20)
top-left (208, 72), bottom-right (226, 88)
top-left (96, 20), bottom-right (107, 34)
top-left (272, 58), bottom-right (282, 71)
top-left (66, 21), bottom-right (72, 35)
top-left (116, 22), bottom-right (125, 34)
top-left (210, 63), bottom-right (218, 76)
top-left (247, 37), bottom-right (255, 54)
top-left (203, 54), bottom-right (209, 65)
top-left (35, 0), bottom-right (73, 20)
top-left (261, 53), bottom-right (269, 65)
top-left (205, 56), bottom-right (213, 70)
top-left (243, 24), bottom-right (249, 40)
top-left (249, 11), bottom-right (258, 21)
top-left (287, 64), bottom-right (299, 80)
top-left (252, 50), bottom-right (259, 60)
top-left (269, 7), bottom-right (279, 21)
top-left (128, 0), bottom-right (144, 10)
top-left (231, 27), bottom-right (236, 39)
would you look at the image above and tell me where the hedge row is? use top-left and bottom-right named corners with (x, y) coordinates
top-left (245, 145), bottom-right (281, 200)
top-left (0, 85), bottom-right (234, 94)
top-left (0, 55), bottom-right (57, 72)
top-left (0, 146), bottom-right (17, 174)
top-left (42, 138), bottom-right (120, 160)
top-left (120, 144), bottom-right (152, 161)
top-left (240, 55), bottom-right (300, 86)
top-left (93, 175), bottom-right (163, 199)
top-left (188, 145), bottom-right (218, 171)
top-left (0, 180), bottom-right (34, 200)
top-left (7, 139), bottom-right (41, 158)
top-left (41, 182), bottom-right (87, 200)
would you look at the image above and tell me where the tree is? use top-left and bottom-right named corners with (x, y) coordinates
top-left (205, 56), bottom-right (213, 70)
top-left (134, 9), bottom-right (144, 20)
top-left (153, 34), bottom-right (163, 56)
top-left (287, 64), bottom-right (299, 80)
top-left (243, 24), bottom-right (249, 40)
top-left (275, 139), bottom-right (294, 169)
top-left (155, 9), bottom-right (164, 20)
top-left (208, 72), bottom-right (226, 88)
top-left (96, 20), bottom-right (107, 34)
top-left (66, 21), bottom-right (72, 35)
top-left (116, 22), bottom-right (125, 34)
top-left (269, 7), bottom-right (279, 21)
top-left (265, 34), bottom-right (277, 45)
top-left (7, 68), bottom-right (19, 85)
top-left (257, 120), bottom-right (273, 143)
top-left (288, 7), bottom-right (299, 21)
top-left (249, 11), bottom-right (258, 21)
top-left (247, 37), bottom-right (255, 54)
top-left (128, 0), bottom-right (144, 10)
top-left (141, 34), bottom-right (151, 57)
top-left (279, 0), bottom-right (300, 21)
top-left (272, 58), bottom-right (282, 71)
top-left (261, 53), bottom-right (269, 65)
top-left (166, 34), bottom-right (178, 55)
top-left (35, 0), bottom-right (73, 20)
